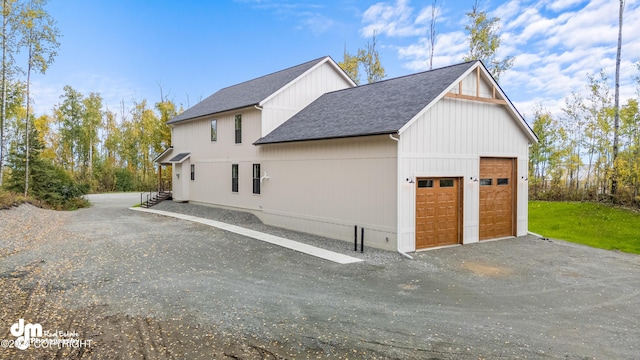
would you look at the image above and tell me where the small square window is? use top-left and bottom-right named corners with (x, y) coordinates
top-left (497, 178), bottom-right (509, 185)
top-left (417, 179), bottom-right (433, 188)
top-left (440, 179), bottom-right (454, 187)
top-left (480, 178), bottom-right (492, 186)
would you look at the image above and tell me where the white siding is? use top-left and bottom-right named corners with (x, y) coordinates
top-left (261, 61), bottom-right (353, 136)
top-left (398, 96), bottom-right (531, 252)
top-left (258, 136), bottom-right (398, 251)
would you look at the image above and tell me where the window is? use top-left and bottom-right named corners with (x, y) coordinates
top-left (497, 178), bottom-right (509, 185)
top-left (235, 114), bottom-right (242, 144)
top-left (417, 179), bottom-right (433, 188)
top-left (480, 178), bottom-right (492, 186)
top-left (232, 164), bottom-right (239, 192)
top-left (211, 119), bottom-right (217, 141)
top-left (253, 164), bottom-right (261, 194)
top-left (190, 164), bottom-right (195, 181)
top-left (439, 179), bottom-right (454, 187)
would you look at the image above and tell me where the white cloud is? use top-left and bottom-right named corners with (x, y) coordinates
top-left (361, 0), bottom-right (427, 37)
top-left (365, 0), bottom-right (640, 120)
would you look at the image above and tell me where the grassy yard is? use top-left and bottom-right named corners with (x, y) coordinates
top-left (529, 201), bottom-right (640, 255)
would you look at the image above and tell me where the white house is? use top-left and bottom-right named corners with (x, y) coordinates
top-left (156, 56), bottom-right (537, 253)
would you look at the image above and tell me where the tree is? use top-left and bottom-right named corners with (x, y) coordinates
top-left (463, 0), bottom-right (513, 81)
top-left (338, 33), bottom-right (386, 85)
top-left (611, 0), bottom-right (625, 196)
top-left (17, 0), bottom-right (60, 196)
top-left (358, 32), bottom-right (385, 84)
top-left (338, 46), bottom-right (360, 85)
top-left (428, 0), bottom-right (439, 70)
top-left (81, 92), bottom-right (103, 175)
top-left (55, 85), bottom-right (84, 172)
top-left (0, 0), bottom-right (20, 187)
top-left (529, 108), bottom-right (559, 194)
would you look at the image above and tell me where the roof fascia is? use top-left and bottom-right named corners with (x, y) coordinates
top-left (153, 146), bottom-right (174, 163)
top-left (398, 61), bottom-right (538, 144)
top-left (258, 57), bottom-right (356, 107)
top-left (169, 105), bottom-right (261, 126)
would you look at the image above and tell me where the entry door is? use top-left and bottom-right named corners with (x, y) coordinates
top-left (479, 158), bottom-right (515, 240)
top-left (415, 178), bottom-right (460, 249)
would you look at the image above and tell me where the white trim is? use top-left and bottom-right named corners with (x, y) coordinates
top-left (398, 61), bottom-right (538, 144)
top-left (259, 57), bottom-right (356, 106)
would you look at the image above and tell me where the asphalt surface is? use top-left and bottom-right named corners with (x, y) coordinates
top-left (3, 192), bottom-right (640, 359)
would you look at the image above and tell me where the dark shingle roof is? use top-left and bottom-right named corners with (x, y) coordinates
top-left (254, 61), bottom-right (477, 145)
top-left (169, 153), bottom-right (190, 163)
top-left (168, 57), bottom-right (329, 124)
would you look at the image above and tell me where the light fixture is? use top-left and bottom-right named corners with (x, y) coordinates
top-left (406, 177), bottom-right (415, 184)
top-left (470, 176), bottom-right (478, 182)
top-left (521, 176), bottom-right (528, 181)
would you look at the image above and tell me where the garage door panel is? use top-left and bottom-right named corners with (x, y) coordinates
top-left (415, 178), bottom-right (460, 249)
top-left (479, 158), bottom-right (515, 240)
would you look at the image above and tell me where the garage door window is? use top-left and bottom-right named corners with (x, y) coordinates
top-left (497, 178), bottom-right (509, 185)
top-left (480, 178), bottom-right (492, 186)
top-left (440, 179), bottom-right (454, 187)
top-left (417, 179), bottom-right (433, 188)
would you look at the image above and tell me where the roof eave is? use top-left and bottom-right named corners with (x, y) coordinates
top-left (254, 131), bottom-right (397, 146)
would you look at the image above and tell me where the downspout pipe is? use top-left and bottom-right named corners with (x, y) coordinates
top-left (389, 134), bottom-right (414, 260)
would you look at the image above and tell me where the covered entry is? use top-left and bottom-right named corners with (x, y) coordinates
top-left (415, 178), bottom-right (461, 249)
top-left (479, 157), bottom-right (516, 240)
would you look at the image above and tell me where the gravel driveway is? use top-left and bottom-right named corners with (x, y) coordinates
top-left (1, 192), bottom-right (639, 359)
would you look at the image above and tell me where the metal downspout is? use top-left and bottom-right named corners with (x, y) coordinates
top-left (389, 134), bottom-right (413, 260)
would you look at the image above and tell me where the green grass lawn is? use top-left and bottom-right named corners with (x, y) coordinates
top-left (529, 201), bottom-right (640, 255)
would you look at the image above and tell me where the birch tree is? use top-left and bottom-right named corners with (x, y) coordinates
top-left (463, 0), bottom-right (513, 81)
top-left (17, 0), bottom-right (59, 195)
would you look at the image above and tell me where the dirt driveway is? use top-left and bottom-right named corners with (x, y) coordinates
top-left (1, 193), bottom-right (639, 359)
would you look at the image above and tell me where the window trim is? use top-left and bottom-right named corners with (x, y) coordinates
top-left (232, 164), bottom-right (239, 193)
top-left (211, 119), bottom-right (217, 142)
top-left (253, 164), bottom-right (261, 195)
top-left (234, 114), bottom-right (242, 144)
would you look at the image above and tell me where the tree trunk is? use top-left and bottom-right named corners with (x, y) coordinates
top-left (611, 0), bottom-right (624, 196)
top-left (0, 0), bottom-right (7, 187)
top-left (24, 38), bottom-right (32, 196)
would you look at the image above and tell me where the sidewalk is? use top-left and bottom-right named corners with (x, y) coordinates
top-left (130, 206), bottom-right (363, 264)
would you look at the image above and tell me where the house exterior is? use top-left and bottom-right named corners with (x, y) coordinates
top-left (156, 56), bottom-right (537, 253)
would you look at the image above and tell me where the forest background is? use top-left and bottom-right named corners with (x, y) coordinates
top-left (0, 0), bottom-right (638, 209)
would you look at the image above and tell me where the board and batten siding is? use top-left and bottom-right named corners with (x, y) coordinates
top-left (171, 108), bottom-right (262, 208)
top-left (258, 135), bottom-right (398, 251)
top-left (261, 61), bottom-right (354, 137)
top-left (397, 96), bottom-right (530, 252)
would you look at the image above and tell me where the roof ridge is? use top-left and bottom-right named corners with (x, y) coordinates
top-left (321, 60), bottom-right (479, 96)
top-left (216, 56), bottom-right (329, 91)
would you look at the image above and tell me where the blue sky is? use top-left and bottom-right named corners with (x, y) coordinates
top-left (29, 0), bottom-right (640, 122)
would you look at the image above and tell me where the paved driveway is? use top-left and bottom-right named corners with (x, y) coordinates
top-left (3, 192), bottom-right (639, 359)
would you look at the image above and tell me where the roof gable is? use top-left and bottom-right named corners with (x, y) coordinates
top-left (254, 61), bottom-right (477, 145)
top-left (168, 56), bottom-right (334, 124)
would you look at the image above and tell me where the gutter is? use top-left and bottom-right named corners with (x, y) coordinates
top-left (389, 134), bottom-right (413, 260)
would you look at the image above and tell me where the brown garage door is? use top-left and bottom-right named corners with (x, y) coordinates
top-left (416, 178), bottom-right (460, 249)
top-left (479, 158), bottom-right (515, 240)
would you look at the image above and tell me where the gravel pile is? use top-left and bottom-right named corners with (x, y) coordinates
top-left (153, 201), bottom-right (402, 265)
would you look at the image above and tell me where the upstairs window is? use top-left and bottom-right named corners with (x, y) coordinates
top-left (235, 114), bottom-right (242, 144)
top-left (232, 164), bottom-right (239, 192)
top-left (253, 164), bottom-right (261, 194)
top-left (211, 119), bottom-right (217, 141)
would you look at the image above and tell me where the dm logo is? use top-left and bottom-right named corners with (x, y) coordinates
top-left (10, 319), bottom-right (42, 350)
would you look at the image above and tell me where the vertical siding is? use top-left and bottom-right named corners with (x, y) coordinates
top-left (258, 136), bottom-right (398, 251)
top-left (398, 94), bottom-right (530, 252)
top-left (261, 62), bottom-right (353, 136)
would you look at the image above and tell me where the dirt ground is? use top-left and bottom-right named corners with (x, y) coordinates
top-left (2, 193), bottom-right (640, 359)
